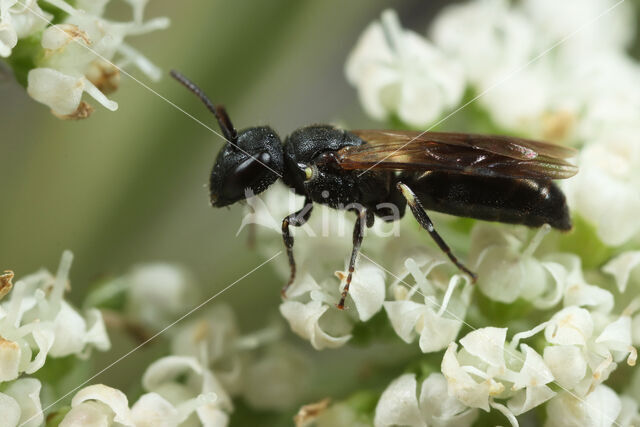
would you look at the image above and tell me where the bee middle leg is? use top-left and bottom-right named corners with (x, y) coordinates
top-left (397, 182), bottom-right (477, 282)
top-left (336, 208), bottom-right (367, 310)
top-left (281, 197), bottom-right (313, 297)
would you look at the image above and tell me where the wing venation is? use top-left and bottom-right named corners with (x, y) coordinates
top-left (337, 130), bottom-right (578, 180)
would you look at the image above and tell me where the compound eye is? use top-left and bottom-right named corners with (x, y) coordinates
top-left (222, 152), bottom-right (271, 198)
top-left (304, 166), bottom-right (313, 181)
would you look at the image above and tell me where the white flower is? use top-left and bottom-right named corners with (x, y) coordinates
top-left (345, 9), bottom-right (464, 127)
top-left (125, 263), bottom-right (200, 328)
top-left (442, 326), bottom-right (556, 423)
top-left (59, 382), bottom-right (217, 427)
top-left (0, 0), bottom-right (51, 57)
top-left (280, 262), bottom-right (386, 350)
top-left (469, 224), bottom-right (559, 305)
top-left (545, 385), bottom-right (621, 427)
top-left (374, 373), bottom-right (478, 427)
top-left (565, 129), bottom-right (640, 246)
top-left (280, 298), bottom-right (351, 351)
top-left (383, 257), bottom-right (471, 353)
top-left (431, 0), bottom-right (535, 87)
top-left (521, 0), bottom-right (635, 58)
top-left (543, 306), bottom-right (636, 394)
top-left (553, 254), bottom-right (613, 313)
top-left (617, 395), bottom-right (640, 427)
top-left (27, 67), bottom-right (116, 116)
top-left (141, 356), bottom-right (228, 426)
top-left (0, 378), bottom-right (43, 427)
top-left (602, 251), bottom-right (640, 293)
top-left (0, 251), bottom-right (110, 382)
top-left (24, 0), bottom-right (168, 118)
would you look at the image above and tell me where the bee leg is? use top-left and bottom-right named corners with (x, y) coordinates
top-left (337, 208), bottom-right (367, 310)
top-left (397, 182), bottom-right (478, 282)
top-left (281, 198), bottom-right (314, 297)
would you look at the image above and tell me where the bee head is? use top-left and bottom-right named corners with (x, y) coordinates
top-left (170, 70), bottom-right (283, 207)
top-left (209, 126), bottom-right (283, 207)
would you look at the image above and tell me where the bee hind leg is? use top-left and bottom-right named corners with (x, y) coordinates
top-left (397, 182), bottom-right (477, 283)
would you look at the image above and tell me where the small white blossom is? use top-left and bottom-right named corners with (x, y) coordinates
top-left (0, 0), bottom-right (51, 57)
top-left (384, 257), bottom-right (471, 353)
top-left (521, 0), bottom-right (635, 58)
top-left (617, 395), bottom-right (640, 427)
top-left (141, 356), bottom-right (228, 426)
top-left (24, 0), bottom-right (168, 118)
top-left (0, 251), bottom-right (110, 383)
top-left (553, 254), bottom-right (614, 313)
top-left (125, 263), bottom-right (200, 329)
top-left (374, 373), bottom-right (478, 427)
top-left (543, 306), bottom-right (636, 395)
top-left (346, 9), bottom-right (464, 127)
top-left (59, 382), bottom-right (217, 427)
top-left (280, 295), bottom-right (352, 351)
top-left (469, 224), bottom-right (558, 305)
top-left (431, 0), bottom-right (535, 87)
top-left (0, 391), bottom-right (21, 427)
top-left (565, 128), bottom-right (640, 246)
top-left (603, 251), bottom-right (640, 293)
top-left (0, 378), bottom-right (43, 427)
top-left (442, 326), bottom-right (556, 423)
top-left (545, 385), bottom-right (621, 427)
top-left (280, 262), bottom-right (386, 350)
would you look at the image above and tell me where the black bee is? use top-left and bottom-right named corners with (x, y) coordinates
top-left (171, 70), bottom-right (578, 309)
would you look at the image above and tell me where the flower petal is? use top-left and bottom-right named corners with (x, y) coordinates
top-left (383, 300), bottom-right (424, 343)
top-left (602, 251), bottom-right (640, 293)
top-left (3, 378), bottom-right (43, 427)
top-left (374, 373), bottom-right (423, 427)
top-left (0, 336), bottom-right (21, 382)
top-left (543, 345), bottom-right (587, 390)
top-left (441, 343), bottom-right (492, 411)
top-left (70, 384), bottom-right (133, 426)
top-left (459, 327), bottom-right (507, 368)
top-left (544, 306), bottom-right (593, 346)
top-left (419, 373), bottom-right (477, 425)
top-left (418, 309), bottom-right (463, 353)
top-left (279, 300), bottom-right (351, 350)
top-left (142, 356), bottom-right (203, 391)
top-left (130, 393), bottom-right (179, 427)
top-left (512, 344), bottom-right (554, 390)
top-left (0, 392), bottom-right (21, 427)
top-left (545, 385), bottom-right (621, 427)
top-left (346, 264), bottom-right (385, 322)
top-left (60, 401), bottom-right (115, 427)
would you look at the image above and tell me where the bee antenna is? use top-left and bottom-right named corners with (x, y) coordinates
top-left (170, 70), bottom-right (238, 144)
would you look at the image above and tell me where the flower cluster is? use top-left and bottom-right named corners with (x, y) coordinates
top-left (2, 0), bottom-right (168, 118)
top-left (346, 1), bottom-right (640, 246)
top-left (278, 0), bottom-right (640, 425)
top-left (0, 251), bottom-right (110, 426)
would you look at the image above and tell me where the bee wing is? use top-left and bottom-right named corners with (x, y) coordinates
top-left (336, 130), bottom-right (578, 180)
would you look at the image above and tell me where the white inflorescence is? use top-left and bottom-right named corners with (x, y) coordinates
top-left (2, 0), bottom-right (168, 118)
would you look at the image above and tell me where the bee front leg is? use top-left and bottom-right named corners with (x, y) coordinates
top-left (337, 208), bottom-right (367, 310)
top-left (281, 197), bottom-right (313, 297)
top-left (397, 182), bottom-right (478, 282)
